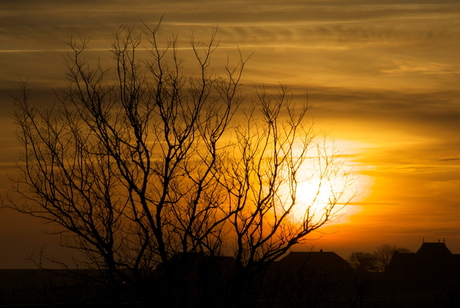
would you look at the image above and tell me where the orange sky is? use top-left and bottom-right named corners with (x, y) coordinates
top-left (1, 0), bottom-right (460, 268)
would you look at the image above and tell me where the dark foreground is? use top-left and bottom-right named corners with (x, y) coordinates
top-left (2, 243), bottom-right (460, 308)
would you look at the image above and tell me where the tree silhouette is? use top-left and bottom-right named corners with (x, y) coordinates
top-left (5, 22), bottom-right (355, 306)
top-left (348, 252), bottom-right (379, 273)
top-left (374, 244), bottom-right (411, 272)
top-left (349, 244), bottom-right (412, 273)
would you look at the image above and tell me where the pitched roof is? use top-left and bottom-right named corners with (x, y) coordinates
top-left (386, 241), bottom-right (460, 280)
top-left (416, 242), bottom-right (452, 257)
top-left (276, 251), bottom-right (353, 274)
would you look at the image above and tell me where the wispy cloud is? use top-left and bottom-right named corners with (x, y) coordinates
top-left (1, 0), bottom-right (460, 265)
top-left (382, 60), bottom-right (455, 75)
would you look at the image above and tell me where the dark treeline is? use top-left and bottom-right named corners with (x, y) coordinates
top-left (2, 241), bottom-right (460, 308)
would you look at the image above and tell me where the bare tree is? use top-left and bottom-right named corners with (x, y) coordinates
top-left (349, 245), bottom-right (412, 273)
top-left (215, 85), bottom-right (353, 305)
top-left (348, 252), bottom-right (379, 273)
top-left (5, 22), bottom-right (355, 307)
top-left (374, 244), bottom-right (411, 272)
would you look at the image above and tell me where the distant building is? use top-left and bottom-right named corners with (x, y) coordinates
top-left (386, 240), bottom-right (460, 282)
top-left (275, 251), bottom-right (354, 276)
top-left (263, 251), bottom-right (354, 306)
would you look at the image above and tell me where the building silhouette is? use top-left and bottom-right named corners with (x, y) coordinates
top-left (386, 239), bottom-right (460, 281)
top-left (2, 241), bottom-right (460, 307)
top-left (383, 240), bottom-right (460, 307)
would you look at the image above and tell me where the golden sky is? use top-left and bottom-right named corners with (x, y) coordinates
top-left (1, 0), bottom-right (460, 268)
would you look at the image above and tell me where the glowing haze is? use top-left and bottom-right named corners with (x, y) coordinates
top-left (1, 0), bottom-right (459, 268)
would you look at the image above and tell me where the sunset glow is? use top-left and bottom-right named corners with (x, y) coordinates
top-left (283, 139), bottom-right (373, 226)
top-left (1, 0), bottom-right (460, 269)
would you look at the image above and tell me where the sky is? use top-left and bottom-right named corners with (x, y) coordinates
top-left (1, 0), bottom-right (460, 268)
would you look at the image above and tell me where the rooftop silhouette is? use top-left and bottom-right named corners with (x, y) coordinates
top-left (2, 241), bottom-right (460, 307)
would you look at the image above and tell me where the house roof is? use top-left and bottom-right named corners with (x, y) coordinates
top-left (386, 241), bottom-right (460, 279)
top-left (275, 251), bottom-right (353, 274)
top-left (416, 242), bottom-right (452, 257)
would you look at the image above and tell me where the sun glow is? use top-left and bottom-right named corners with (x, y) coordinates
top-left (284, 139), bottom-right (372, 225)
top-left (287, 167), bottom-right (350, 224)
